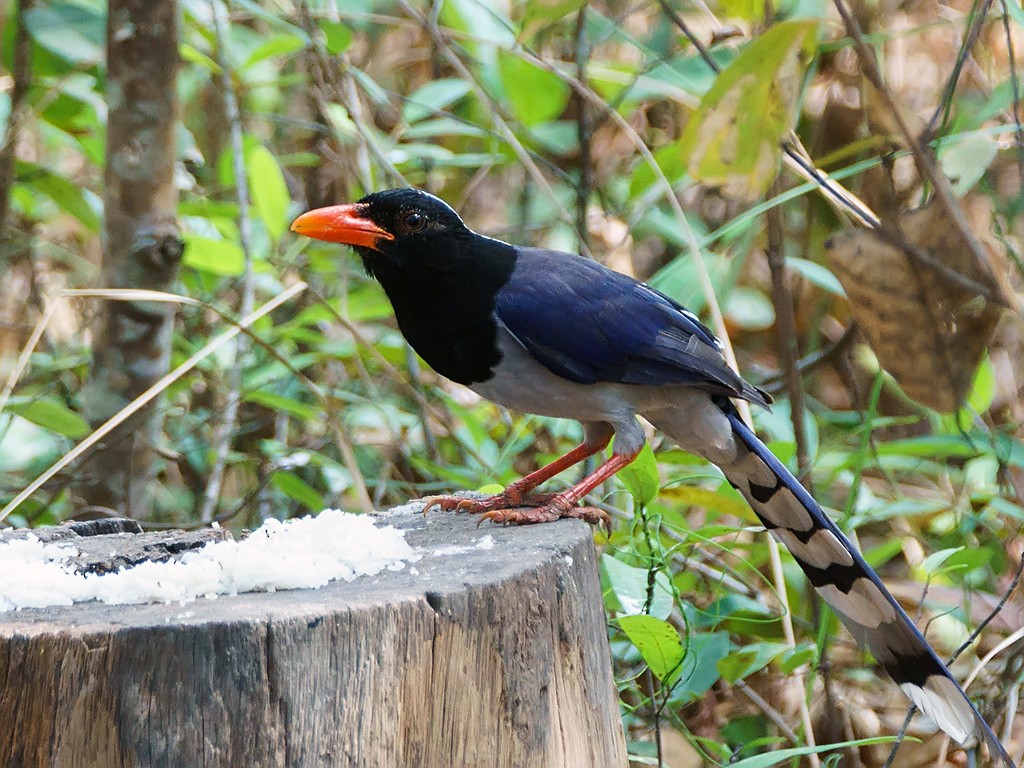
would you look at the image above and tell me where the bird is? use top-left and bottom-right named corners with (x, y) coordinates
top-left (292, 187), bottom-right (1009, 760)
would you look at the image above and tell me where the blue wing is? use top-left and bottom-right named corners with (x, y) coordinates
top-left (493, 247), bottom-right (769, 406)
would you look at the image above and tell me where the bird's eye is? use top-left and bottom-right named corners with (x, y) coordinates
top-left (403, 211), bottom-right (426, 231)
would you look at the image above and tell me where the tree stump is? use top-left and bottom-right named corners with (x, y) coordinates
top-left (0, 507), bottom-right (627, 768)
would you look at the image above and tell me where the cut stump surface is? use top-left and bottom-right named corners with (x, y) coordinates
top-left (0, 506), bottom-right (627, 768)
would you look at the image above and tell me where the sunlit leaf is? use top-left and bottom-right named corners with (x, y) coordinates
top-left (245, 141), bottom-right (290, 242)
top-left (182, 234), bottom-right (245, 275)
top-left (618, 614), bottom-right (686, 683)
top-left (243, 33), bottom-right (306, 69)
top-left (661, 483), bottom-right (751, 519)
top-left (319, 20), bottom-right (352, 55)
top-left (718, 641), bottom-right (790, 682)
top-left (617, 443), bottom-right (659, 506)
top-left (271, 471), bottom-right (324, 511)
top-left (939, 133), bottom-right (998, 197)
top-left (966, 355), bottom-right (995, 413)
top-left (402, 79), bottom-right (473, 124)
top-left (679, 20), bottom-right (819, 201)
top-left (497, 51), bottom-right (570, 126)
top-left (601, 555), bottom-right (674, 619)
top-left (6, 397), bottom-right (90, 439)
top-left (24, 4), bottom-right (105, 65)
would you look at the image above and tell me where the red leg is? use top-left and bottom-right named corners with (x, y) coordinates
top-left (422, 433), bottom-right (612, 515)
top-left (481, 449), bottom-right (640, 526)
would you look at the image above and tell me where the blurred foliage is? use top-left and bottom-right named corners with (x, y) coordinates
top-left (1, 0), bottom-right (1023, 762)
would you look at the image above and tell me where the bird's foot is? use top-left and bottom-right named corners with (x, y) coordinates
top-left (421, 488), bottom-right (556, 516)
top-left (479, 496), bottom-right (610, 527)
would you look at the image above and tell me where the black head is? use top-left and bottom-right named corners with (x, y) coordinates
top-left (290, 188), bottom-right (472, 263)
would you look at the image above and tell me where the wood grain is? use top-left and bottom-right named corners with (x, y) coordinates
top-left (0, 508), bottom-right (627, 768)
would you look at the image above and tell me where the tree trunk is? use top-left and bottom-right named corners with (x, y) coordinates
top-left (80, 0), bottom-right (183, 518)
top-left (0, 509), bottom-right (627, 767)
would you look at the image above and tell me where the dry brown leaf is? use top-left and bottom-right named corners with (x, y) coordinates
top-left (826, 199), bottom-right (1002, 412)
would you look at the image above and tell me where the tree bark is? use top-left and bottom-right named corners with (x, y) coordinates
top-left (81, 0), bottom-right (183, 518)
top-left (0, 509), bottom-right (627, 768)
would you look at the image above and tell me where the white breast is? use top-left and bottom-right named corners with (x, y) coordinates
top-left (469, 322), bottom-right (708, 456)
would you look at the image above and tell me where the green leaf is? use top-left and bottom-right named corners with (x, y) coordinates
top-left (182, 234), bottom-right (245, 276)
top-left (617, 443), bottom-right (659, 506)
top-left (497, 51), bottom-right (570, 126)
top-left (271, 471), bottom-right (325, 512)
top-left (24, 4), bottom-right (105, 65)
top-left (786, 256), bottom-right (846, 297)
top-left (672, 631), bottom-right (730, 701)
top-left (16, 161), bottom-right (101, 231)
top-left (966, 355), bottom-right (995, 413)
top-left (727, 738), bottom-right (897, 768)
top-left (243, 33), bottom-right (307, 70)
top-left (245, 142), bottom-right (290, 242)
top-left (319, 20), bottom-right (352, 55)
top-left (403, 79), bottom-right (473, 124)
top-left (601, 554), bottom-right (674, 619)
top-left (717, 641), bottom-right (790, 683)
top-left (679, 20), bottom-right (819, 201)
top-left (7, 397), bottom-right (90, 439)
top-left (724, 286), bottom-right (775, 330)
top-left (243, 390), bottom-right (317, 421)
top-left (618, 614), bottom-right (686, 683)
top-left (939, 133), bottom-right (998, 197)
top-left (517, 0), bottom-right (587, 34)
top-left (780, 644), bottom-right (816, 673)
top-left (921, 546), bottom-right (964, 574)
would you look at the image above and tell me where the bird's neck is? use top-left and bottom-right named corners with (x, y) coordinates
top-left (371, 235), bottom-right (518, 386)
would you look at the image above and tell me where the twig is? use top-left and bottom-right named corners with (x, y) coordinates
top-left (400, 0), bottom-right (591, 256)
top-left (831, 0), bottom-right (1020, 314)
top-left (0, 301), bottom-right (57, 420)
top-left (0, 0), bottom-right (33, 233)
top-left (764, 183), bottom-right (811, 479)
top-left (574, 8), bottom-right (593, 255)
top-left (653, 2), bottom-right (881, 228)
top-left (737, 680), bottom-right (801, 743)
top-left (924, 0), bottom-right (995, 137)
top-left (198, 0), bottom-right (258, 524)
top-left (0, 284), bottom-right (308, 525)
top-left (767, 531), bottom-right (821, 768)
top-left (759, 323), bottom-right (858, 395)
top-left (996, 0), bottom-right (1024, 197)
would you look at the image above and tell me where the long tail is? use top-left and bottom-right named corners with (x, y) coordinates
top-left (719, 405), bottom-right (1010, 763)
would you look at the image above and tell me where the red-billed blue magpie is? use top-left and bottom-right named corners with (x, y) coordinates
top-left (292, 187), bottom-right (1008, 759)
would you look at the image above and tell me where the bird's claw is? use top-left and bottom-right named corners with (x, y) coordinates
top-left (421, 489), bottom-right (555, 516)
top-left (478, 501), bottom-right (610, 528)
top-left (420, 490), bottom-right (609, 528)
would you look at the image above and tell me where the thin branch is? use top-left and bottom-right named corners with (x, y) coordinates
top-left (767, 533), bottom-right (821, 767)
top-left (764, 184), bottom-right (811, 479)
top-left (0, 0), bottom-right (33, 233)
top-left (198, 0), bottom-right (258, 523)
top-left (0, 284), bottom-right (308, 525)
top-left (831, 0), bottom-right (1020, 315)
top-left (400, 0), bottom-right (591, 256)
top-left (574, 8), bottom-right (593, 255)
top-left (759, 323), bottom-right (858, 395)
top-left (654, 1), bottom-right (881, 228)
top-left (925, 0), bottom-right (995, 138)
top-left (996, 0), bottom-right (1024, 192)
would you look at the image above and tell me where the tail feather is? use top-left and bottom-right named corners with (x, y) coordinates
top-left (721, 407), bottom-right (1010, 762)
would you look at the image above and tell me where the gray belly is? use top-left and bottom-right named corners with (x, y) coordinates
top-left (471, 324), bottom-right (673, 423)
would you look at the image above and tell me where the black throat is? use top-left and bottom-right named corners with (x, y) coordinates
top-left (361, 233), bottom-right (517, 386)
